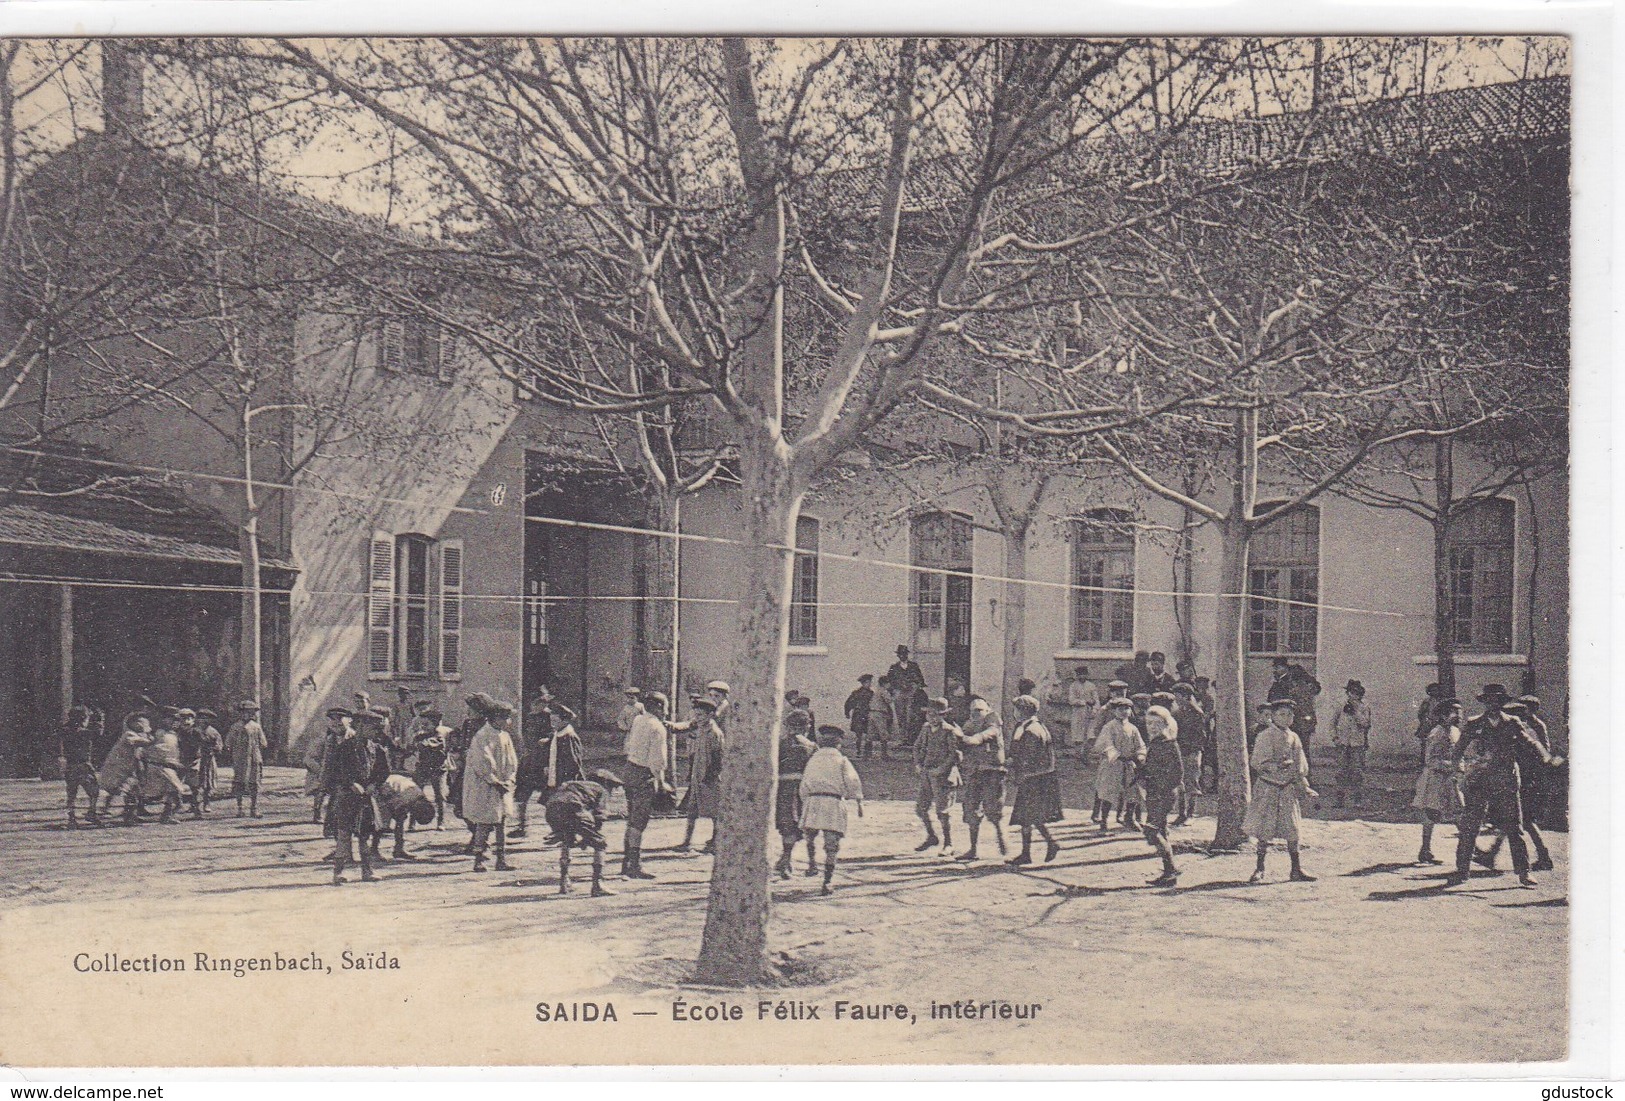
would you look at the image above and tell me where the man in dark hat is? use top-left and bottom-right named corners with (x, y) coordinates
top-left (886, 645), bottom-right (927, 747)
top-left (912, 696), bottom-right (962, 857)
top-left (328, 709), bottom-right (390, 885)
top-left (620, 690), bottom-right (670, 879)
top-left (675, 695), bottom-right (724, 853)
top-left (1330, 679), bottom-right (1372, 808)
top-left (1446, 684), bottom-right (1561, 888)
top-left (844, 674), bottom-right (876, 760)
top-left (1268, 658), bottom-right (1323, 780)
top-left (546, 768), bottom-right (623, 897)
top-left (1475, 696), bottom-right (1558, 874)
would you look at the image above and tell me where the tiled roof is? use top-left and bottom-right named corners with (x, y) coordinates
top-left (0, 501), bottom-right (293, 571)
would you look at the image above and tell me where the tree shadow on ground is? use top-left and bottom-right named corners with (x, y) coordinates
top-left (1344, 861), bottom-right (1424, 877)
top-left (1157, 878), bottom-right (1261, 896)
top-left (1494, 896), bottom-right (1566, 909)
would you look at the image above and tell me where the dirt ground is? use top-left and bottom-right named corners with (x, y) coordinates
top-left (0, 758), bottom-right (1567, 1069)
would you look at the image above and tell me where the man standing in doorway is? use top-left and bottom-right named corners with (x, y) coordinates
top-left (887, 645), bottom-right (927, 747)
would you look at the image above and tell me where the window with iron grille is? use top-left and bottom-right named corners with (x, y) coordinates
top-left (1070, 509), bottom-right (1135, 647)
top-left (1447, 497), bottom-right (1514, 653)
top-left (1247, 504), bottom-right (1319, 656)
top-left (790, 515), bottom-right (820, 646)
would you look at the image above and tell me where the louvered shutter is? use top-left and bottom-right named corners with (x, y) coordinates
top-left (439, 537), bottom-right (464, 679)
top-left (367, 532), bottom-right (396, 675)
top-left (379, 319), bottom-right (405, 373)
top-left (431, 324), bottom-right (452, 382)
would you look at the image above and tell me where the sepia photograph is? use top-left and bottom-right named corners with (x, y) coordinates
top-left (0, 26), bottom-right (1596, 1073)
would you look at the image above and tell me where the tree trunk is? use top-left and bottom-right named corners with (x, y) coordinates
top-left (1001, 518), bottom-right (1031, 712)
top-left (1211, 513), bottom-right (1252, 850)
top-left (1431, 436), bottom-right (1456, 698)
top-left (694, 434), bottom-right (800, 986)
top-left (239, 516), bottom-right (263, 705)
top-left (641, 490), bottom-right (680, 700)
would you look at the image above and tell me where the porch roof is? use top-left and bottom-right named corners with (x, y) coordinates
top-left (0, 502), bottom-right (296, 574)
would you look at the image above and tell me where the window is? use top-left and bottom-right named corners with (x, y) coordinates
top-left (367, 531), bottom-right (465, 679)
top-left (397, 534), bottom-right (431, 675)
top-left (1070, 509), bottom-right (1135, 647)
top-left (1248, 504), bottom-right (1319, 656)
top-left (379, 317), bottom-right (448, 379)
top-left (910, 512), bottom-right (972, 653)
top-left (1448, 498), bottom-right (1514, 653)
top-left (789, 516), bottom-right (820, 646)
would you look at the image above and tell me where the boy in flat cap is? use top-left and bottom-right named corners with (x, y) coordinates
top-left (1243, 699), bottom-right (1317, 884)
top-left (620, 691), bottom-right (670, 879)
top-left (225, 700), bottom-right (266, 819)
top-left (955, 696), bottom-right (1008, 861)
top-left (912, 696), bottom-right (962, 856)
top-left (306, 707), bottom-right (350, 826)
top-left (547, 769), bottom-right (623, 896)
top-left (800, 725), bottom-right (865, 895)
top-left (675, 695), bottom-right (724, 852)
top-left (1331, 679), bottom-right (1372, 808)
top-left (329, 710), bottom-right (390, 885)
top-left (775, 710), bottom-right (818, 879)
top-left (844, 674), bottom-right (875, 760)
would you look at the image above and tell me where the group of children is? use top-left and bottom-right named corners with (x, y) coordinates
top-left (301, 688), bottom-right (618, 892)
top-left (55, 699), bottom-right (269, 828)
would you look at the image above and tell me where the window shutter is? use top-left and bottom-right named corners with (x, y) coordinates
top-left (379, 320), bottom-right (405, 373)
top-left (432, 325), bottom-right (452, 382)
top-left (439, 537), bottom-right (464, 679)
top-left (367, 532), bottom-right (395, 675)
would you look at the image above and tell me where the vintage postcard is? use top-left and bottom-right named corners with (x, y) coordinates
top-left (0, 28), bottom-right (1593, 1071)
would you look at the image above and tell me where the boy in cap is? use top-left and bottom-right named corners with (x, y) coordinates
top-left (775, 710), bottom-right (817, 879)
top-left (1243, 699), bottom-right (1317, 884)
top-left (799, 725), bottom-right (865, 895)
top-left (912, 696), bottom-right (962, 856)
top-left (463, 697), bottom-right (520, 873)
top-left (329, 710), bottom-right (390, 885)
top-left (844, 674), bottom-right (875, 760)
top-left (955, 696), bottom-right (1008, 861)
top-left (191, 709), bottom-right (224, 818)
top-left (1064, 664), bottom-right (1099, 751)
top-left (1007, 695), bottom-right (1062, 865)
top-left (675, 695), bottom-right (724, 852)
top-left (1450, 684), bottom-right (1549, 886)
top-left (1471, 692), bottom-right (1559, 876)
top-left (1088, 679), bottom-right (1130, 824)
top-left (306, 707), bottom-right (350, 825)
top-left (369, 773), bottom-right (438, 863)
top-left (225, 700), bottom-right (267, 819)
top-left (621, 690), bottom-right (670, 879)
top-left (1095, 695), bottom-right (1146, 832)
top-left (1170, 682), bottom-right (1206, 825)
top-left (411, 711), bottom-right (451, 830)
top-left (616, 688), bottom-right (644, 737)
top-left (547, 769), bottom-right (624, 896)
top-left (1330, 679), bottom-right (1372, 808)
top-left (1146, 652), bottom-right (1176, 694)
top-left (56, 705), bottom-right (101, 828)
top-left (1140, 703), bottom-right (1185, 885)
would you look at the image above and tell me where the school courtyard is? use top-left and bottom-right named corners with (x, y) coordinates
top-left (0, 763), bottom-right (1567, 1069)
